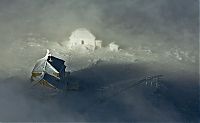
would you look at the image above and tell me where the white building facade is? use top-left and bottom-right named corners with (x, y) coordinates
top-left (67, 28), bottom-right (102, 51)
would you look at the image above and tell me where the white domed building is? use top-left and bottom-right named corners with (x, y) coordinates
top-left (67, 28), bottom-right (102, 51)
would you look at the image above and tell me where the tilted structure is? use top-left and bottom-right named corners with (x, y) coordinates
top-left (31, 49), bottom-right (67, 89)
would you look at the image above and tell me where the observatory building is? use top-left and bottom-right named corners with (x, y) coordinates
top-left (67, 28), bottom-right (102, 51)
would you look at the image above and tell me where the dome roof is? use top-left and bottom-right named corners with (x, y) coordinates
top-left (69, 28), bottom-right (95, 40)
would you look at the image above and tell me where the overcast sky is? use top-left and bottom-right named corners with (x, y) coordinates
top-left (0, 0), bottom-right (198, 51)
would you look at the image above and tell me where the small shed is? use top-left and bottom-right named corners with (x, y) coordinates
top-left (95, 40), bottom-right (102, 49)
top-left (109, 42), bottom-right (119, 51)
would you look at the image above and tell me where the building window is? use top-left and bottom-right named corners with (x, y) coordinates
top-left (81, 40), bottom-right (84, 45)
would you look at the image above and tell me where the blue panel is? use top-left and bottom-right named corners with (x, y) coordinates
top-left (43, 73), bottom-right (67, 89)
top-left (47, 56), bottom-right (66, 72)
top-left (59, 65), bottom-right (66, 78)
